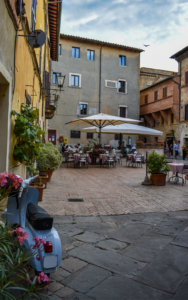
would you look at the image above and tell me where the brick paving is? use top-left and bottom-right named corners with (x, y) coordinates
top-left (40, 159), bottom-right (188, 216)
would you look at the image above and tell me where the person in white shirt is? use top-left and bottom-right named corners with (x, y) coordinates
top-left (131, 145), bottom-right (136, 154)
top-left (174, 140), bottom-right (179, 159)
top-left (77, 143), bottom-right (82, 152)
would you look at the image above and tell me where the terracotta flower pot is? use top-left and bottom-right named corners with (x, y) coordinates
top-left (29, 184), bottom-right (45, 201)
top-left (151, 174), bottom-right (167, 186)
top-left (34, 175), bottom-right (49, 189)
top-left (41, 169), bottom-right (54, 182)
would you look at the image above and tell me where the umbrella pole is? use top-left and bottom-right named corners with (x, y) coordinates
top-left (99, 121), bottom-right (101, 146)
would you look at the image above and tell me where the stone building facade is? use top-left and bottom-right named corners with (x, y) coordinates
top-left (140, 75), bottom-right (180, 147)
top-left (170, 46), bottom-right (188, 150)
top-left (48, 34), bottom-right (143, 148)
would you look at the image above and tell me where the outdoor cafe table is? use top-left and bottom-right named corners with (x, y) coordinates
top-left (126, 154), bottom-right (145, 163)
top-left (167, 163), bottom-right (188, 184)
top-left (73, 154), bottom-right (91, 164)
top-left (99, 154), bottom-right (117, 164)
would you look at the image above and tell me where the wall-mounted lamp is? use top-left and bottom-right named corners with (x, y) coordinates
top-left (57, 75), bottom-right (66, 91)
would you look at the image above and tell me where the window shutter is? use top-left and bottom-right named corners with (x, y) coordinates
top-left (105, 80), bottom-right (117, 88)
top-left (120, 107), bottom-right (126, 117)
top-left (185, 104), bottom-right (188, 120)
top-left (185, 71), bottom-right (188, 85)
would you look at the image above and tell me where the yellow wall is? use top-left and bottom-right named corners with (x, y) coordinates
top-left (9, 0), bottom-right (51, 177)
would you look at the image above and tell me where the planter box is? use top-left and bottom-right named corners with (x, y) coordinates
top-left (41, 169), bottom-right (54, 182)
top-left (45, 109), bottom-right (55, 119)
top-left (34, 175), bottom-right (48, 189)
top-left (151, 173), bottom-right (167, 186)
top-left (29, 184), bottom-right (45, 201)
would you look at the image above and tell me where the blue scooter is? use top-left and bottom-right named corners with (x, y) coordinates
top-left (2, 175), bottom-right (61, 275)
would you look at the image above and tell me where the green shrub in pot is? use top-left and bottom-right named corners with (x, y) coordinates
top-left (37, 142), bottom-right (62, 171)
top-left (146, 152), bottom-right (170, 174)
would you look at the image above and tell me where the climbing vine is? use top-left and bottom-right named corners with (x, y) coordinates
top-left (11, 104), bottom-right (45, 174)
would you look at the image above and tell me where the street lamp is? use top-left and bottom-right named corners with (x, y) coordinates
top-left (57, 75), bottom-right (65, 91)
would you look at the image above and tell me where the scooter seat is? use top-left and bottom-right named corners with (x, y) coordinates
top-left (27, 203), bottom-right (53, 230)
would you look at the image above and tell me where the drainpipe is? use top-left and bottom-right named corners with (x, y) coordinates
top-left (179, 61), bottom-right (181, 122)
top-left (98, 43), bottom-right (103, 145)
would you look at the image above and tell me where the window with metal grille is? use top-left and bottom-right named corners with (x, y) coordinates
top-left (31, 0), bottom-right (37, 31)
top-left (72, 47), bottom-right (80, 58)
top-left (58, 45), bottom-right (61, 55)
top-left (115, 134), bottom-right (121, 140)
top-left (185, 71), bottom-right (188, 84)
top-left (80, 104), bottom-right (87, 115)
top-left (87, 50), bottom-right (95, 61)
top-left (71, 75), bottom-right (79, 87)
top-left (118, 80), bottom-right (126, 93)
top-left (154, 90), bottom-right (158, 101)
top-left (171, 114), bottom-right (174, 123)
top-left (120, 107), bottom-right (126, 117)
top-left (163, 87), bottom-right (167, 98)
top-left (145, 95), bottom-right (148, 104)
top-left (119, 55), bottom-right (126, 66)
top-left (52, 72), bottom-right (61, 84)
top-left (87, 133), bottom-right (93, 139)
top-left (70, 130), bottom-right (80, 138)
top-left (185, 104), bottom-right (188, 120)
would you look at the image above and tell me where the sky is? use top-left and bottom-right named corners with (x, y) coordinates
top-left (60, 0), bottom-right (188, 72)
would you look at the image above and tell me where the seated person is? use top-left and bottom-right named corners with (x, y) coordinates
top-left (131, 145), bottom-right (136, 154)
top-left (77, 143), bottom-right (81, 151)
top-left (62, 144), bottom-right (66, 153)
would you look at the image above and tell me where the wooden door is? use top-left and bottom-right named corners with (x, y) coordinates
top-left (48, 130), bottom-right (56, 145)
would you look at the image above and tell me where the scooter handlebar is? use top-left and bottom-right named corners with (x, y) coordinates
top-left (17, 175), bottom-right (39, 198)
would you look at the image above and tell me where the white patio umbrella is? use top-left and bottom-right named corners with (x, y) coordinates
top-left (66, 113), bottom-right (141, 143)
top-left (81, 123), bottom-right (163, 136)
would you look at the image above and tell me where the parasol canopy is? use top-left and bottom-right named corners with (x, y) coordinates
top-left (81, 123), bottom-right (163, 136)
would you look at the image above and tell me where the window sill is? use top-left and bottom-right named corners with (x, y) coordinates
top-left (78, 114), bottom-right (88, 117)
top-left (71, 57), bottom-right (80, 59)
top-left (117, 92), bottom-right (127, 95)
top-left (119, 65), bottom-right (127, 67)
top-left (68, 86), bottom-right (82, 89)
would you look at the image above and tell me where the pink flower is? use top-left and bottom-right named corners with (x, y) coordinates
top-left (22, 231), bottom-right (29, 239)
top-left (0, 172), bottom-right (8, 187)
top-left (39, 238), bottom-right (45, 244)
top-left (36, 255), bottom-right (41, 261)
top-left (37, 272), bottom-right (49, 284)
top-left (18, 236), bottom-right (24, 245)
top-left (26, 279), bottom-right (31, 284)
top-left (16, 227), bottom-right (23, 234)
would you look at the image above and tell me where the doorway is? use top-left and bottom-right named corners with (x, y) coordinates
top-left (48, 129), bottom-right (56, 145)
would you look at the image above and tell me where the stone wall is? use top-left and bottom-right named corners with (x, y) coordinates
top-left (137, 146), bottom-right (164, 157)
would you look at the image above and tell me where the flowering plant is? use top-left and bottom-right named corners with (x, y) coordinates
top-left (46, 105), bottom-right (57, 110)
top-left (0, 171), bottom-right (50, 299)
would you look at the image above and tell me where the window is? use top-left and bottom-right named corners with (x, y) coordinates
top-left (52, 72), bottom-right (61, 84)
top-left (115, 134), bottom-right (121, 140)
top-left (120, 107), bottom-right (126, 118)
top-left (185, 71), bottom-right (188, 84)
top-left (58, 45), bottom-right (61, 55)
top-left (118, 80), bottom-right (127, 93)
top-left (87, 50), bottom-right (95, 61)
top-left (70, 130), bottom-right (80, 138)
top-left (87, 133), bottom-right (93, 139)
top-left (71, 75), bottom-right (79, 87)
top-left (145, 95), bottom-right (148, 104)
top-left (72, 47), bottom-right (80, 58)
top-left (31, 0), bottom-right (37, 31)
top-left (80, 104), bottom-right (87, 115)
top-left (119, 55), bottom-right (126, 66)
top-left (154, 90), bottom-right (158, 101)
top-left (171, 114), bottom-right (174, 123)
top-left (163, 87), bottom-right (167, 98)
top-left (105, 80), bottom-right (117, 88)
top-left (185, 104), bottom-right (188, 120)
top-left (69, 73), bottom-right (81, 87)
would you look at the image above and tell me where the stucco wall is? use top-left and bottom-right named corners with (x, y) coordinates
top-left (49, 37), bottom-right (140, 147)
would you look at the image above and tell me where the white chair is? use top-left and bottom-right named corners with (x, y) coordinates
top-left (135, 154), bottom-right (142, 168)
top-left (79, 154), bottom-right (88, 168)
top-left (67, 154), bottom-right (75, 168)
top-left (116, 152), bottom-right (122, 165)
top-left (106, 154), bottom-right (116, 168)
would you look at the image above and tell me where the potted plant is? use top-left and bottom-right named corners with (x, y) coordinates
top-left (156, 141), bottom-right (163, 146)
top-left (36, 142), bottom-right (62, 182)
top-left (146, 152), bottom-right (170, 186)
top-left (30, 177), bottom-right (45, 201)
top-left (136, 141), bottom-right (143, 146)
top-left (33, 172), bottom-right (48, 189)
top-left (146, 141), bottom-right (152, 146)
